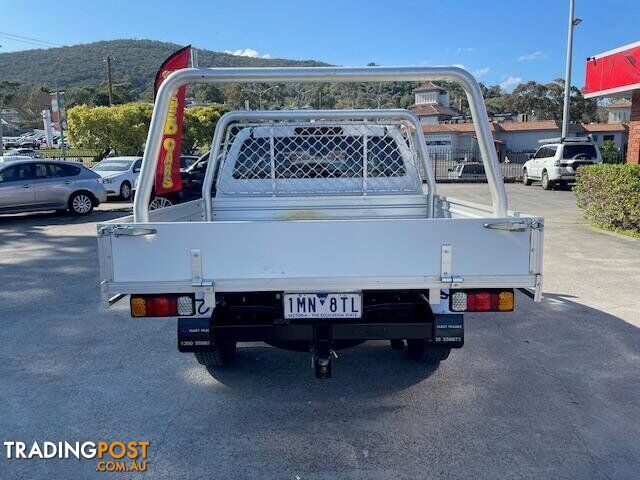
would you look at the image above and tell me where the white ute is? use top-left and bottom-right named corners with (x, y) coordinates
top-left (97, 66), bottom-right (544, 379)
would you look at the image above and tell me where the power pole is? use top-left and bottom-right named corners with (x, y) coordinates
top-left (0, 111), bottom-right (4, 157)
top-left (106, 55), bottom-right (114, 106)
top-left (561, 0), bottom-right (582, 139)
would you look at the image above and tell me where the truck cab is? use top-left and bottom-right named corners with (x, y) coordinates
top-left (523, 138), bottom-right (601, 190)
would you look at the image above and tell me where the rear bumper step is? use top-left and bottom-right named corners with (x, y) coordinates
top-left (177, 314), bottom-right (464, 352)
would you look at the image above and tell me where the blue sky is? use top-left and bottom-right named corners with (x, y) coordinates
top-left (0, 0), bottom-right (638, 90)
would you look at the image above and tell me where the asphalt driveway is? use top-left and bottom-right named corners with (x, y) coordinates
top-left (0, 185), bottom-right (638, 479)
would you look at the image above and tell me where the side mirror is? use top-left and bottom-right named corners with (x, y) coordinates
top-left (527, 153), bottom-right (534, 160)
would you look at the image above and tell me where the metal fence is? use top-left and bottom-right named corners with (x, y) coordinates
top-left (429, 147), bottom-right (628, 183)
top-left (429, 149), bottom-right (531, 183)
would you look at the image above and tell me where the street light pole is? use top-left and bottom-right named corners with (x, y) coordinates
top-left (561, 0), bottom-right (581, 140)
top-left (106, 55), bottom-right (114, 106)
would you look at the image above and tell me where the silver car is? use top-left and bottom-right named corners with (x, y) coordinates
top-left (0, 159), bottom-right (107, 215)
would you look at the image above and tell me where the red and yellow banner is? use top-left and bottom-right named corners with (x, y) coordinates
top-left (153, 45), bottom-right (190, 195)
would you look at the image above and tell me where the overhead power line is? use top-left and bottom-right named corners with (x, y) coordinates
top-left (0, 31), bottom-right (63, 48)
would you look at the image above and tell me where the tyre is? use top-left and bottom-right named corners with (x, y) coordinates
top-left (522, 169), bottom-right (532, 186)
top-left (406, 339), bottom-right (450, 364)
top-left (194, 340), bottom-right (237, 368)
top-left (119, 181), bottom-right (132, 201)
top-left (541, 171), bottom-right (554, 190)
top-left (68, 191), bottom-right (94, 215)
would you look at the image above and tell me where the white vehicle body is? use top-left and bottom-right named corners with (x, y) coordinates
top-left (523, 140), bottom-right (602, 189)
top-left (96, 66), bottom-right (544, 378)
top-left (92, 156), bottom-right (142, 200)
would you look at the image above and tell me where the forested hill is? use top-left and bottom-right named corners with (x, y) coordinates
top-left (0, 39), bottom-right (328, 96)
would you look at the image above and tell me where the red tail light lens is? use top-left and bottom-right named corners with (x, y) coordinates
top-left (130, 294), bottom-right (195, 317)
top-left (471, 291), bottom-right (491, 311)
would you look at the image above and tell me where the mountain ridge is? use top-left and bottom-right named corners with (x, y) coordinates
top-left (0, 39), bottom-right (329, 96)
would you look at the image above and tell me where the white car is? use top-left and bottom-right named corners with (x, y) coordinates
top-left (91, 156), bottom-right (142, 200)
top-left (523, 139), bottom-right (602, 190)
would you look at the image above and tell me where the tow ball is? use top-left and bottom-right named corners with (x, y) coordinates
top-left (312, 351), bottom-right (338, 380)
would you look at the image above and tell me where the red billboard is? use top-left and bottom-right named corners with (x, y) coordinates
top-left (153, 45), bottom-right (190, 195)
top-left (584, 41), bottom-right (640, 98)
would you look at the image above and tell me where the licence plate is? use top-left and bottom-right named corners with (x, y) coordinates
top-left (284, 293), bottom-right (362, 319)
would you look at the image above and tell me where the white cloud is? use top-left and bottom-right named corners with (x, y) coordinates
top-left (456, 47), bottom-right (476, 54)
top-left (500, 76), bottom-right (523, 91)
top-left (518, 51), bottom-right (547, 61)
top-left (224, 48), bottom-right (271, 59)
top-left (472, 67), bottom-right (490, 78)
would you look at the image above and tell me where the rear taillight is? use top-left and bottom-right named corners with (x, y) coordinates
top-left (450, 289), bottom-right (514, 312)
top-left (130, 294), bottom-right (195, 317)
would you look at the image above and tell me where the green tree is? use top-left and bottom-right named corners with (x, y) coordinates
top-left (600, 140), bottom-right (623, 164)
top-left (193, 84), bottom-right (225, 104)
top-left (182, 105), bottom-right (227, 153)
top-left (67, 102), bottom-right (152, 156)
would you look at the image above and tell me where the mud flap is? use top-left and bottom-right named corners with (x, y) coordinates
top-left (433, 314), bottom-right (464, 349)
top-left (177, 317), bottom-right (212, 352)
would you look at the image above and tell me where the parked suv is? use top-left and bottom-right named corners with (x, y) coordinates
top-left (0, 160), bottom-right (107, 215)
top-left (523, 139), bottom-right (601, 190)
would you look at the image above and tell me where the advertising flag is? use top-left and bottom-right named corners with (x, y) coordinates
top-left (153, 45), bottom-right (190, 195)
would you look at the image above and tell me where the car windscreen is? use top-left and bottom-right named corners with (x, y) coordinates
top-left (180, 157), bottom-right (197, 169)
top-left (93, 160), bottom-right (133, 172)
top-left (563, 145), bottom-right (597, 159)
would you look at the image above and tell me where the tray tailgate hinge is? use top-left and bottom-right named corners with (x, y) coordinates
top-left (440, 244), bottom-right (463, 284)
top-left (190, 249), bottom-right (213, 287)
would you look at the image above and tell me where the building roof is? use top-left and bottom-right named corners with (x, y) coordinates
top-left (411, 104), bottom-right (459, 117)
top-left (414, 82), bottom-right (445, 93)
top-left (581, 123), bottom-right (627, 132)
top-left (422, 120), bottom-right (627, 135)
top-left (497, 120), bottom-right (560, 131)
top-left (605, 99), bottom-right (632, 109)
top-left (421, 122), bottom-right (495, 133)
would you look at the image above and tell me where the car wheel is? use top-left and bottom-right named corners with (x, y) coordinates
top-left (406, 339), bottom-right (450, 364)
top-left (541, 171), bottom-right (554, 190)
top-left (149, 196), bottom-right (173, 210)
top-left (68, 192), bottom-right (94, 215)
top-left (195, 341), bottom-right (237, 372)
top-left (522, 169), bottom-right (532, 186)
top-left (119, 181), bottom-right (132, 201)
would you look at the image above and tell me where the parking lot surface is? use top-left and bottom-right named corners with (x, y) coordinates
top-left (0, 185), bottom-right (639, 479)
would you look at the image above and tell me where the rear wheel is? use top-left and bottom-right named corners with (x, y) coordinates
top-left (522, 169), bottom-right (532, 186)
top-left (68, 192), bottom-right (94, 215)
top-left (541, 170), bottom-right (554, 190)
top-left (406, 339), bottom-right (450, 364)
top-left (194, 340), bottom-right (237, 369)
